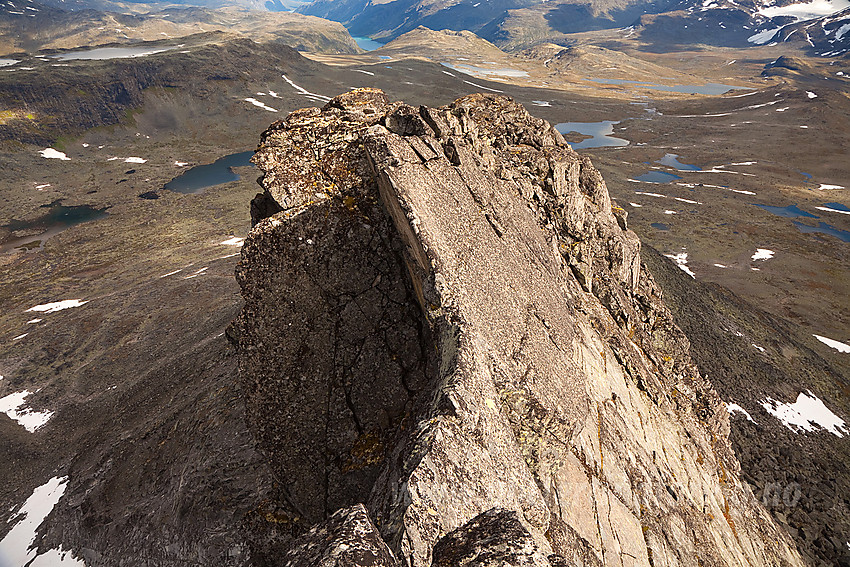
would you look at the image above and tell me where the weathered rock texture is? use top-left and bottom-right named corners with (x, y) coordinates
top-left (232, 89), bottom-right (805, 567)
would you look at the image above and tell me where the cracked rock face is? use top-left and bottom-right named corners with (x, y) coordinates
top-left (232, 89), bottom-right (804, 567)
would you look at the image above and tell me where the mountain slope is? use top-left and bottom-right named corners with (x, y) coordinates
top-left (643, 245), bottom-right (850, 566)
top-left (298, 0), bottom-right (544, 41)
top-left (633, 0), bottom-right (850, 54)
top-left (0, 2), bottom-right (359, 55)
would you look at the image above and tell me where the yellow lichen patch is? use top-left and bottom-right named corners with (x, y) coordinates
top-left (343, 194), bottom-right (357, 212)
top-left (341, 429), bottom-right (385, 473)
top-left (0, 109), bottom-right (29, 125)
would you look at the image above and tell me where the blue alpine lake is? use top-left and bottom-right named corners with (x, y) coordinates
top-left (793, 221), bottom-right (850, 242)
top-left (353, 37), bottom-right (385, 51)
top-left (555, 121), bottom-right (629, 149)
top-left (2, 202), bottom-right (109, 253)
top-left (656, 153), bottom-right (701, 171)
top-left (753, 204), bottom-right (818, 218)
top-left (633, 171), bottom-right (682, 184)
top-left (164, 151), bottom-right (255, 194)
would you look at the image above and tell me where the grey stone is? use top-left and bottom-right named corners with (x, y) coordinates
top-left (281, 504), bottom-right (398, 567)
top-left (430, 508), bottom-right (552, 567)
top-left (234, 89), bottom-right (806, 567)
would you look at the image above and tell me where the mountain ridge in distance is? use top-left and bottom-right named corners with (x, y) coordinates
top-left (0, 0), bottom-right (359, 55)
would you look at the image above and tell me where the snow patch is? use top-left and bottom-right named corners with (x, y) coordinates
top-left (758, 0), bottom-right (850, 22)
top-left (727, 402), bottom-right (757, 423)
top-left (462, 80), bottom-right (503, 93)
top-left (354, 69), bottom-right (375, 76)
top-left (751, 248), bottom-right (774, 261)
top-left (0, 477), bottom-right (83, 566)
top-left (26, 299), bottom-right (88, 313)
top-left (282, 74), bottom-right (331, 102)
top-left (748, 27), bottom-right (782, 44)
top-left (665, 251), bottom-right (696, 278)
top-left (817, 183), bottom-right (844, 190)
top-left (39, 148), bottom-right (70, 160)
top-left (807, 91), bottom-right (818, 98)
top-left (183, 267), bottom-right (208, 279)
top-left (220, 237), bottom-right (245, 247)
top-left (813, 334), bottom-right (850, 352)
top-left (761, 391), bottom-right (848, 436)
top-left (174, 161), bottom-right (188, 167)
top-left (815, 205), bottom-right (850, 215)
top-left (244, 98), bottom-right (278, 112)
top-left (0, 390), bottom-right (53, 432)
top-left (124, 157), bottom-right (146, 163)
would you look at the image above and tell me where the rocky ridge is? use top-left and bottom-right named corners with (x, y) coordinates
top-left (232, 88), bottom-right (805, 566)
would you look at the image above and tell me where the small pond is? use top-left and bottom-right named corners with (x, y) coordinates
top-left (753, 204), bottom-right (818, 218)
top-left (656, 153), bottom-right (701, 171)
top-left (51, 46), bottom-right (173, 61)
top-left (442, 63), bottom-right (529, 78)
top-left (793, 221), bottom-right (850, 242)
top-left (555, 121), bottom-right (629, 149)
top-left (651, 222), bottom-right (670, 231)
top-left (1, 202), bottom-right (109, 253)
top-left (164, 151), bottom-right (254, 194)
top-left (353, 37), bottom-right (385, 51)
top-left (633, 171), bottom-right (682, 184)
top-left (590, 78), bottom-right (748, 95)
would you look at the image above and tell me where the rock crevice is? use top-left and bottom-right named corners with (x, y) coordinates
top-left (233, 89), bottom-right (804, 567)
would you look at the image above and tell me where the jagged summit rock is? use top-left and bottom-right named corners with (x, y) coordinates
top-left (232, 88), bottom-right (804, 566)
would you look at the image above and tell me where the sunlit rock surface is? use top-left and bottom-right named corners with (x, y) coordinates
top-left (232, 89), bottom-right (804, 566)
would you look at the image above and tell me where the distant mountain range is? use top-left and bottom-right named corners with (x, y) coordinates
top-left (0, 0), bottom-right (358, 54)
top-left (4, 0), bottom-right (847, 56)
top-left (632, 0), bottom-right (850, 55)
top-left (296, 0), bottom-right (850, 55)
top-left (0, 0), bottom-right (309, 14)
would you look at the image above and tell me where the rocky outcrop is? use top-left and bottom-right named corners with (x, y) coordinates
top-left (232, 89), bottom-right (805, 566)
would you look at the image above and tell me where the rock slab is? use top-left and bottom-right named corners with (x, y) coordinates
top-left (233, 89), bottom-right (805, 567)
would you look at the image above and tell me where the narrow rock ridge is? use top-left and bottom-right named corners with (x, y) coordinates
top-left (233, 89), bottom-right (804, 567)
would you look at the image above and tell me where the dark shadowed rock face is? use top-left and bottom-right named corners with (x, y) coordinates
top-left (233, 89), bottom-right (805, 566)
top-left (280, 504), bottom-right (398, 567)
top-left (431, 508), bottom-right (551, 567)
